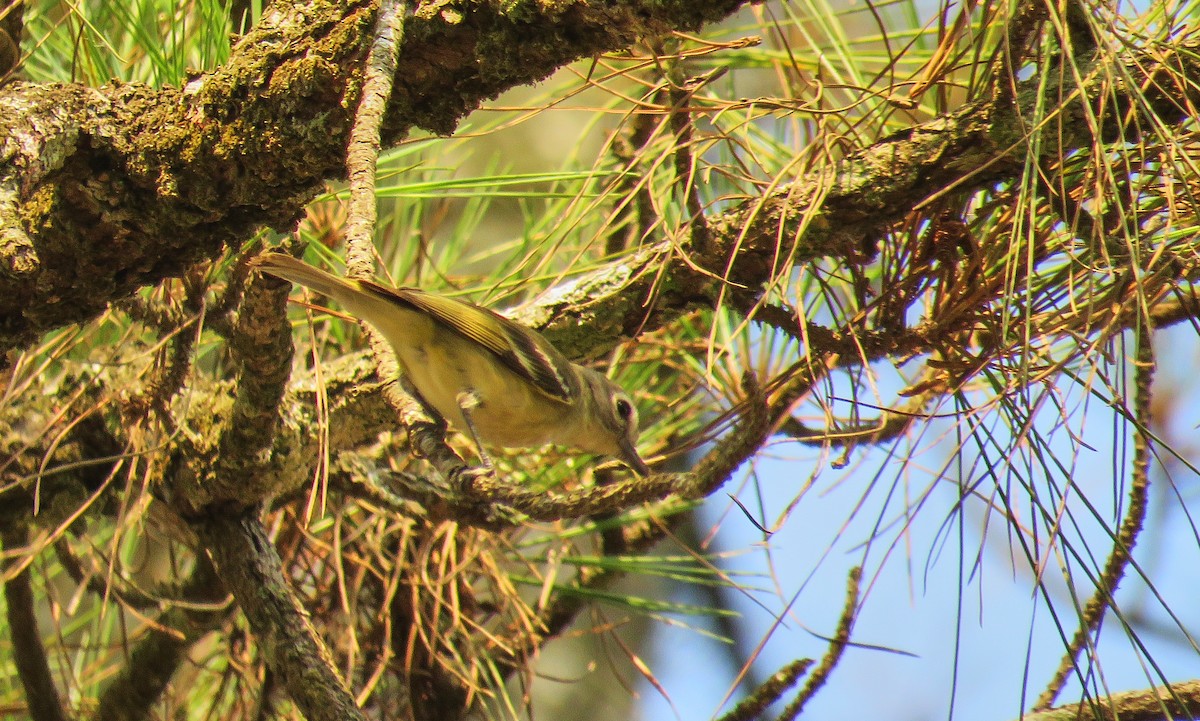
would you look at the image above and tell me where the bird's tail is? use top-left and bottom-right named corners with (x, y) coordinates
top-left (253, 252), bottom-right (408, 327)
top-left (253, 252), bottom-right (362, 300)
top-left (254, 252), bottom-right (431, 348)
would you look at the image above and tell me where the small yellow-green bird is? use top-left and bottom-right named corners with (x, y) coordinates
top-left (256, 253), bottom-right (649, 475)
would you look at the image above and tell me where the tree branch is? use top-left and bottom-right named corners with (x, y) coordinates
top-left (1034, 318), bottom-right (1155, 709)
top-left (1023, 680), bottom-right (1200, 721)
top-left (94, 556), bottom-right (230, 721)
top-left (0, 0), bottom-right (750, 355)
top-left (197, 511), bottom-right (367, 721)
top-left (1, 526), bottom-right (67, 721)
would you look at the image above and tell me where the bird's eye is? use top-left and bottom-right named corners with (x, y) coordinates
top-left (614, 398), bottom-right (634, 421)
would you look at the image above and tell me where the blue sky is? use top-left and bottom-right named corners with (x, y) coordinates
top-left (633, 324), bottom-right (1200, 720)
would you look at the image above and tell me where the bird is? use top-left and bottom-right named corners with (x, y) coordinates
top-left (254, 252), bottom-right (649, 475)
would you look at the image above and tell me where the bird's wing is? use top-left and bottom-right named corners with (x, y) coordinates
top-left (359, 281), bottom-right (578, 404)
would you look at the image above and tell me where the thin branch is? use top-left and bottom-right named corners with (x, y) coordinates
top-left (53, 538), bottom-right (166, 612)
top-left (487, 374), bottom-right (771, 684)
top-left (987, 1), bottom-right (1051, 107)
top-left (384, 371), bottom-right (771, 527)
top-left (780, 566), bottom-right (863, 720)
top-left (1034, 319), bottom-right (1155, 709)
top-left (343, 0), bottom-right (406, 281)
top-left (0, 0), bottom-right (20, 80)
top-left (1, 526), bottom-right (67, 721)
top-left (1022, 680), bottom-right (1200, 721)
top-left (660, 41), bottom-right (713, 251)
top-left (338, 0), bottom-right (470, 483)
top-left (94, 556), bottom-right (230, 721)
top-left (604, 105), bottom-right (659, 255)
top-left (714, 659), bottom-right (812, 721)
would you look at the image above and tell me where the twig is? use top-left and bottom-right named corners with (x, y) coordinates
top-left (0, 1), bottom-right (23, 81)
top-left (94, 555), bottom-right (230, 721)
top-left (1034, 319), bottom-right (1154, 709)
top-left (715, 659), bottom-right (812, 721)
top-left (1023, 679), bottom-right (1200, 721)
top-left (779, 566), bottom-right (862, 720)
top-left (53, 538), bottom-right (160, 611)
top-left (490, 373), bottom-right (771, 681)
top-left (382, 370), bottom-right (771, 528)
top-left (988, 2), bottom-right (1050, 107)
top-left (340, 0), bottom-right (468, 481)
top-left (342, 0), bottom-right (406, 281)
top-left (604, 107), bottom-right (658, 255)
top-left (658, 40), bottom-right (712, 251)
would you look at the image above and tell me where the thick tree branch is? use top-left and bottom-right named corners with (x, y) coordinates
top-left (168, 265), bottom-right (295, 511)
top-left (482, 38), bottom-right (1200, 360)
top-left (0, 0), bottom-right (749, 356)
top-left (197, 511), bottom-right (367, 721)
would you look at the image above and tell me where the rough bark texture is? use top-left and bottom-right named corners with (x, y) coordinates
top-left (0, 0), bottom-right (748, 355)
top-left (198, 513), bottom-right (368, 721)
top-left (3, 3), bottom-right (1200, 721)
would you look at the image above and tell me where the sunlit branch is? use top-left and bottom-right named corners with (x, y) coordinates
top-left (1034, 319), bottom-right (1155, 709)
top-left (780, 566), bottom-right (863, 720)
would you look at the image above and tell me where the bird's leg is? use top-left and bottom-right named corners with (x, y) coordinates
top-left (456, 390), bottom-right (495, 472)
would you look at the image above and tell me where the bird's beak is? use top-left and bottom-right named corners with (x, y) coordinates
top-left (617, 438), bottom-right (651, 476)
